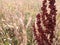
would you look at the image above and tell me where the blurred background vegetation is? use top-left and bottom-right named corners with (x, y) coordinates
top-left (0, 0), bottom-right (60, 45)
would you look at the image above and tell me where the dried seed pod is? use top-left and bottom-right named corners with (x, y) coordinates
top-left (33, 0), bottom-right (57, 45)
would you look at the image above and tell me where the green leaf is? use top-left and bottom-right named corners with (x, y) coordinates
top-left (4, 42), bottom-right (9, 45)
